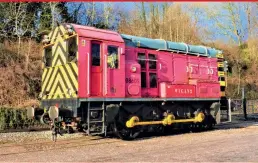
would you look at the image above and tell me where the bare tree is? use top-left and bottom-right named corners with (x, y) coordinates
top-left (204, 3), bottom-right (245, 94)
top-left (83, 2), bottom-right (96, 26)
top-left (7, 3), bottom-right (34, 57)
top-left (103, 3), bottom-right (113, 28)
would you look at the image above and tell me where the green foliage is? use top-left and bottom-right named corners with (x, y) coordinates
top-left (0, 2), bottom-right (71, 42)
top-left (37, 3), bottom-right (53, 33)
top-left (0, 107), bottom-right (40, 130)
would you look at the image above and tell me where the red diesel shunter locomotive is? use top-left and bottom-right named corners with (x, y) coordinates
top-left (28, 23), bottom-right (228, 140)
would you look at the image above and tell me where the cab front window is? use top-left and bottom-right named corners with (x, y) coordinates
top-left (67, 37), bottom-right (77, 62)
top-left (44, 46), bottom-right (52, 67)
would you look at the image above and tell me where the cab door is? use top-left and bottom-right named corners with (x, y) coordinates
top-left (90, 41), bottom-right (103, 96)
top-left (104, 43), bottom-right (125, 97)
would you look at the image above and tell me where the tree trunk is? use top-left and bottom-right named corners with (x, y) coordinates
top-left (141, 2), bottom-right (147, 35)
top-left (176, 21), bottom-right (179, 42)
top-left (170, 23), bottom-right (172, 41)
top-left (50, 2), bottom-right (56, 30)
top-left (237, 66), bottom-right (241, 95)
top-left (91, 2), bottom-right (95, 26)
top-left (25, 38), bottom-right (32, 71)
top-left (17, 36), bottom-right (21, 57)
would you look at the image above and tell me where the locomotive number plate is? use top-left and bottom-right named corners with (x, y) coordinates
top-left (125, 78), bottom-right (139, 83)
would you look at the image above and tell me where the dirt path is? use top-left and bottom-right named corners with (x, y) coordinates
top-left (0, 122), bottom-right (258, 162)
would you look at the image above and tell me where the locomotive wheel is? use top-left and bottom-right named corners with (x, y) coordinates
top-left (112, 107), bottom-right (141, 140)
top-left (202, 114), bottom-right (215, 131)
top-left (113, 121), bottom-right (140, 140)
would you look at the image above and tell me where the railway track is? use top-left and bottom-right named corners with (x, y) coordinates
top-left (0, 128), bottom-right (49, 133)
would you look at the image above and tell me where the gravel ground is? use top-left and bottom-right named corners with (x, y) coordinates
top-left (0, 131), bottom-right (84, 144)
top-left (0, 121), bottom-right (258, 162)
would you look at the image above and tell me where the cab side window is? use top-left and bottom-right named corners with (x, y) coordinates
top-left (149, 73), bottom-right (157, 88)
top-left (149, 54), bottom-right (156, 69)
top-left (91, 43), bottom-right (100, 66)
top-left (67, 37), bottom-right (77, 62)
top-left (138, 53), bottom-right (146, 69)
top-left (107, 46), bottom-right (118, 69)
top-left (44, 46), bottom-right (52, 67)
top-left (141, 72), bottom-right (147, 88)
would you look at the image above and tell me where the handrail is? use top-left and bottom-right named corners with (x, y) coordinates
top-left (87, 53), bottom-right (90, 96)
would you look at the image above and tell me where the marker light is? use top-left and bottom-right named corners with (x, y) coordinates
top-left (65, 24), bottom-right (74, 35)
top-left (42, 35), bottom-right (50, 44)
top-left (131, 66), bottom-right (137, 73)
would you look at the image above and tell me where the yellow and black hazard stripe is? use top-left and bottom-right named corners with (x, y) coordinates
top-left (41, 24), bottom-right (78, 100)
top-left (51, 40), bottom-right (67, 67)
top-left (51, 26), bottom-right (67, 67)
top-left (41, 63), bottom-right (78, 99)
top-left (48, 25), bottom-right (66, 44)
top-left (217, 54), bottom-right (226, 97)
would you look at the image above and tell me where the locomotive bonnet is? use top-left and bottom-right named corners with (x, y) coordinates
top-left (28, 23), bottom-right (228, 140)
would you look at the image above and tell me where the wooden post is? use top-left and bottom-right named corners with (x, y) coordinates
top-left (242, 88), bottom-right (247, 120)
top-left (252, 100), bottom-right (254, 114)
top-left (228, 98), bottom-right (232, 122)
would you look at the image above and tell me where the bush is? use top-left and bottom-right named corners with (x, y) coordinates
top-left (0, 107), bottom-right (40, 130)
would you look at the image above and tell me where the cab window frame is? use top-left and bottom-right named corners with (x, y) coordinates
top-left (67, 36), bottom-right (77, 63)
top-left (43, 45), bottom-right (52, 67)
top-left (107, 45), bottom-right (119, 69)
top-left (149, 72), bottom-right (157, 88)
top-left (148, 54), bottom-right (157, 70)
top-left (137, 53), bottom-right (146, 69)
top-left (91, 42), bottom-right (101, 66)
